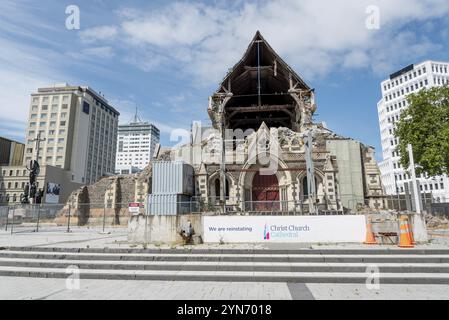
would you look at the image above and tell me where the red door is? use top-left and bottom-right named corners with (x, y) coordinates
top-left (252, 173), bottom-right (280, 211)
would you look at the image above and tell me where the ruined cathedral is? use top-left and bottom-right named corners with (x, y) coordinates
top-left (168, 32), bottom-right (385, 213)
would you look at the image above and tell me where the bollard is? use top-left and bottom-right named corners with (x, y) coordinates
top-left (5, 207), bottom-right (9, 231)
top-left (102, 205), bottom-right (106, 233)
top-left (10, 206), bottom-right (15, 235)
top-left (67, 204), bottom-right (71, 233)
top-left (36, 205), bottom-right (41, 233)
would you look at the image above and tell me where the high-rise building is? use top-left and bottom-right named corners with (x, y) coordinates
top-left (24, 84), bottom-right (120, 185)
top-left (0, 137), bottom-right (24, 166)
top-left (377, 61), bottom-right (449, 201)
top-left (115, 112), bottom-right (160, 174)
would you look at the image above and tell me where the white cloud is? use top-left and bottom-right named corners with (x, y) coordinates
top-left (104, 0), bottom-right (449, 84)
top-left (79, 25), bottom-right (118, 43)
top-left (81, 46), bottom-right (115, 59)
top-left (0, 36), bottom-right (67, 141)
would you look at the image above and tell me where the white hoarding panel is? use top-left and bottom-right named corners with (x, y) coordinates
top-left (203, 215), bottom-right (366, 243)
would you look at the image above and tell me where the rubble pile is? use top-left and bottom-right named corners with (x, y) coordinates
top-left (426, 214), bottom-right (449, 229)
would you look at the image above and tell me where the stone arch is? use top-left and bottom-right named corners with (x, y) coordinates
top-left (208, 171), bottom-right (235, 202)
top-left (280, 138), bottom-right (289, 150)
top-left (238, 154), bottom-right (292, 210)
top-left (296, 170), bottom-right (326, 202)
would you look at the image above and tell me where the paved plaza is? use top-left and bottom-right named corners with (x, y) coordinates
top-left (1, 277), bottom-right (448, 300)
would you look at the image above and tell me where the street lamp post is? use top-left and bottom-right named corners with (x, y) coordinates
top-left (407, 144), bottom-right (422, 214)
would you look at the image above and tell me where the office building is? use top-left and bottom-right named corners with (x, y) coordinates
top-left (25, 84), bottom-right (120, 185)
top-left (115, 114), bottom-right (160, 174)
top-left (377, 61), bottom-right (449, 201)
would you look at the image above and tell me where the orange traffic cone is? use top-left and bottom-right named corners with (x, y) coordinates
top-left (398, 215), bottom-right (414, 248)
top-left (364, 217), bottom-right (377, 245)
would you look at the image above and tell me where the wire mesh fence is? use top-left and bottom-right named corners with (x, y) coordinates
top-left (0, 193), bottom-right (440, 234)
top-left (0, 203), bottom-right (135, 235)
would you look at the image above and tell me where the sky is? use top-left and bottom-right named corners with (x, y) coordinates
top-left (1, 0), bottom-right (449, 162)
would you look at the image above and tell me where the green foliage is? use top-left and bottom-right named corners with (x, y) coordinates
top-left (395, 85), bottom-right (449, 176)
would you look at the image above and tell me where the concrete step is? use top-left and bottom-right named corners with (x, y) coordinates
top-left (4, 246), bottom-right (449, 255)
top-left (0, 257), bottom-right (448, 273)
top-left (2, 251), bottom-right (449, 263)
top-left (1, 266), bottom-right (449, 284)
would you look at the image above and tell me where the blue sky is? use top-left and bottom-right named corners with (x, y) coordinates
top-left (1, 0), bottom-right (449, 161)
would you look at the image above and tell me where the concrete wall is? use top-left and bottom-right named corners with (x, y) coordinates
top-left (128, 214), bottom-right (203, 244)
top-left (326, 140), bottom-right (365, 209)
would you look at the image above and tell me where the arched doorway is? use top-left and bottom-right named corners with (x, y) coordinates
top-left (252, 172), bottom-right (280, 211)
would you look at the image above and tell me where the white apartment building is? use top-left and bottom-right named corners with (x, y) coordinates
top-left (377, 61), bottom-right (449, 202)
top-left (115, 120), bottom-right (160, 174)
top-left (25, 84), bottom-right (120, 185)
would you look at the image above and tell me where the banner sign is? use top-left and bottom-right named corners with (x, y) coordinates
top-left (45, 182), bottom-right (61, 204)
top-left (128, 203), bottom-right (141, 215)
top-left (203, 215), bottom-right (366, 243)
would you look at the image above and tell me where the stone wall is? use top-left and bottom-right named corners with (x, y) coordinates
top-left (58, 164), bottom-right (152, 226)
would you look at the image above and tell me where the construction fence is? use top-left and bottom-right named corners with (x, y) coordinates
top-left (0, 193), bottom-right (440, 235)
top-left (0, 203), bottom-right (133, 235)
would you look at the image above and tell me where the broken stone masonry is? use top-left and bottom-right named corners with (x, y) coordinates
top-left (56, 165), bottom-right (152, 226)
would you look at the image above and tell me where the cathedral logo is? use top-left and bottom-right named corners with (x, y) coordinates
top-left (263, 223), bottom-right (270, 240)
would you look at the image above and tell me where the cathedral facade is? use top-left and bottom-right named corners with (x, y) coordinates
top-left (166, 32), bottom-right (385, 213)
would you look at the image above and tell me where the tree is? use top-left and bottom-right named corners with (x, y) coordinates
top-left (395, 85), bottom-right (449, 177)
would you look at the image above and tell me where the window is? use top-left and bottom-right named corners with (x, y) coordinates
top-left (83, 102), bottom-right (90, 115)
top-left (60, 121), bottom-right (66, 126)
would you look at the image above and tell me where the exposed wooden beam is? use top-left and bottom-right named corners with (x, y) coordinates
top-left (226, 104), bottom-right (294, 113)
top-left (231, 117), bottom-right (290, 125)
